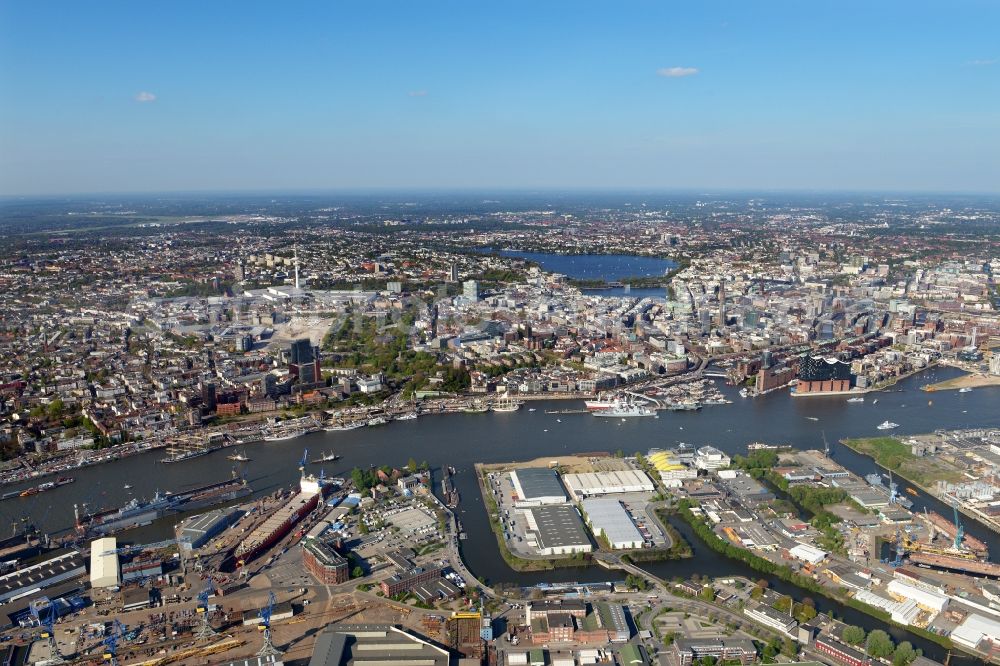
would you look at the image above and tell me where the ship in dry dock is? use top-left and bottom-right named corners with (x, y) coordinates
top-left (228, 468), bottom-right (332, 569)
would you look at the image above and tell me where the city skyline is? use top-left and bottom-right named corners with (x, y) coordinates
top-left (2, 1), bottom-right (999, 195)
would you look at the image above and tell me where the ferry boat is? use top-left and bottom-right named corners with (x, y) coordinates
top-left (846, 396), bottom-right (865, 403)
top-left (310, 451), bottom-right (340, 464)
top-left (877, 420), bottom-right (900, 431)
top-left (584, 397), bottom-right (615, 411)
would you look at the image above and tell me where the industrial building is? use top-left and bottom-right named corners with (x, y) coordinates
top-left (178, 508), bottom-right (242, 552)
top-left (309, 624), bottom-right (449, 666)
top-left (742, 604), bottom-right (797, 635)
top-left (788, 543), bottom-right (828, 565)
top-left (510, 468), bottom-right (568, 506)
top-left (886, 579), bottom-right (949, 613)
top-left (694, 446), bottom-right (731, 470)
top-left (580, 498), bottom-right (644, 550)
top-left (561, 470), bottom-right (654, 499)
top-left (673, 637), bottom-right (757, 666)
top-left (0, 551), bottom-right (87, 604)
top-left (302, 540), bottom-right (350, 584)
top-left (380, 564), bottom-right (444, 597)
top-left (523, 505), bottom-right (592, 556)
top-left (90, 537), bottom-right (120, 589)
top-left (951, 613), bottom-right (1000, 651)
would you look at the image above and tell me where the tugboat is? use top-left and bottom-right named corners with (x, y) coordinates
top-left (226, 450), bottom-right (250, 462)
top-left (310, 451), bottom-right (341, 464)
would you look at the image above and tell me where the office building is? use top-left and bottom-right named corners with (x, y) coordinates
top-left (303, 540), bottom-right (350, 584)
top-left (289, 338), bottom-right (322, 385)
top-left (463, 280), bottom-right (479, 302)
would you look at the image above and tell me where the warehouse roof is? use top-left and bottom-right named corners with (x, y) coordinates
top-left (581, 498), bottom-right (643, 546)
top-left (511, 468), bottom-right (567, 502)
top-left (525, 505), bottom-right (591, 550)
top-left (308, 624), bottom-right (449, 666)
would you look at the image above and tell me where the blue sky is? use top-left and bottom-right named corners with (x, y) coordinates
top-left (1, 1), bottom-right (998, 195)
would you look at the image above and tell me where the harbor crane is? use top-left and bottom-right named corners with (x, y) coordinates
top-left (256, 591), bottom-right (282, 659)
top-left (299, 448), bottom-right (308, 473)
top-left (31, 598), bottom-right (65, 664)
top-left (892, 530), bottom-right (904, 567)
top-left (953, 502), bottom-right (965, 551)
top-left (102, 620), bottom-right (126, 666)
top-left (194, 582), bottom-right (217, 640)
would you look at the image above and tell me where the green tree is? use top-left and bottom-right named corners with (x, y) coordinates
top-left (406, 458), bottom-right (417, 473)
top-left (842, 625), bottom-right (866, 646)
top-left (780, 637), bottom-right (798, 657)
top-left (351, 566), bottom-right (364, 579)
top-left (892, 641), bottom-right (918, 666)
top-left (866, 629), bottom-right (894, 660)
top-left (699, 586), bottom-right (715, 602)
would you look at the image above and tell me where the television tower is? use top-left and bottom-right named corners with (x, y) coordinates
top-left (294, 248), bottom-right (300, 291)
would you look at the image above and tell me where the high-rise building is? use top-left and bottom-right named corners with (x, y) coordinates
top-left (448, 263), bottom-right (459, 282)
top-left (717, 280), bottom-right (727, 327)
top-left (463, 280), bottom-right (479, 302)
top-left (289, 338), bottom-right (321, 385)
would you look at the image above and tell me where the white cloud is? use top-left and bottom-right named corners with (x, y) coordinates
top-left (657, 66), bottom-right (699, 78)
top-left (134, 91), bottom-right (157, 103)
top-left (967, 58), bottom-right (996, 66)
top-left (407, 90), bottom-right (428, 97)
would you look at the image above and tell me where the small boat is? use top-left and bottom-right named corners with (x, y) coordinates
top-left (906, 487), bottom-right (918, 496)
top-left (528, 408), bottom-right (536, 412)
top-left (959, 387), bottom-right (973, 393)
top-left (395, 412), bottom-right (418, 420)
top-left (872, 399), bottom-right (879, 404)
top-left (366, 417), bottom-right (388, 427)
top-left (310, 452), bottom-right (340, 464)
top-left (877, 420), bottom-right (899, 431)
top-left (124, 484), bottom-right (132, 490)
top-left (264, 430), bottom-right (303, 442)
top-left (846, 396), bottom-right (865, 403)
top-left (226, 450), bottom-right (250, 462)
top-left (805, 416), bottom-right (819, 421)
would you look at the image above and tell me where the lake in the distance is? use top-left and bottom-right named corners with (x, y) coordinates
top-left (488, 249), bottom-right (676, 282)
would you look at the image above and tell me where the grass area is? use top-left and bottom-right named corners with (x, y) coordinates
top-left (842, 437), bottom-right (963, 487)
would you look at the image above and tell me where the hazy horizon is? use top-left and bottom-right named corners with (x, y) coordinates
top-left (2, 1), bottom-right (999, 196)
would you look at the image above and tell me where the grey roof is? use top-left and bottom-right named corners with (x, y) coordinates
top-left (309, 624), bottom-right (449, 666)
top-left (527, 505), bottom-right (591, 550)
top-left (582, 498), bottom-right (643, 546)
top-left (512, 467), bottom-right (566, 501)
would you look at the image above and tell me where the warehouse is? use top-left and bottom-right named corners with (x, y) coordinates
top-left (886, 579), bottom-right (949, 613)
top-left (177, 508), bottom-right (242, 552)
top-left (562, 470), bottom-right (654, 498)
top-left (90, 537), bottom-right (120, 589)
top-left (951, 613), bottom-right (1000, 651)
top-left (523, 505), bottom-right (593, 556)
top-left (0, 551), bottom-right (87, 603)
top-left (581, 498), bottom-right (644, 549)
top-left (309, 623), bottom-right (449, 666)
top-left (788, 543), bottom-right (828, 565)
top-left (510, 468), bottom-right (568, 506)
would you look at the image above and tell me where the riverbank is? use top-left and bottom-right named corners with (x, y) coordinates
top-left (923, 372), bottom-right (1000, 392)
top-left (840, 436), bottom-right (963, 488)
top-left (841, 435), bottom-right (1000, 536)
